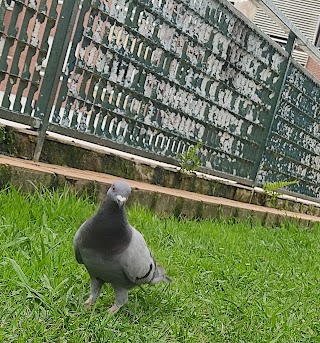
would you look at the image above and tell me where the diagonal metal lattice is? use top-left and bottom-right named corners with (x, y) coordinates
top-left (0, 0), bottom-right (58, 127)
top-left (49, 0), bottom-right (287, 183)
top-left (0, 0), bottom-right (319, 200)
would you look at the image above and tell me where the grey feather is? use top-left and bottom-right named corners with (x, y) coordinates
top-left (73, 180), bottom-right (171, 312)
top-left (73, 240), bottom-right (83, 264)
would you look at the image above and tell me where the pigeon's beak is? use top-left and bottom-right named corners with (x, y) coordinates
top-left (116, 195), bottom-right (127, 206)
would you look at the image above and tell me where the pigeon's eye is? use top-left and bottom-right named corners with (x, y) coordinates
top-left (112, 186), bottom-right (116, 192)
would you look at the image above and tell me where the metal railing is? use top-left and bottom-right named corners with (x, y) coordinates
top-left (0, 0), bottom-right (319, 200)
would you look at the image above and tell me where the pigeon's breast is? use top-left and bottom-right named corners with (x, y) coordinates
top-left (81, 215), bottom-right (133, 256)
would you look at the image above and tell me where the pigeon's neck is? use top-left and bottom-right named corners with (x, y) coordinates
top-left (99, 201), bottom-right (129, 229)
top-left (82, 200), bottom-right (132, 255)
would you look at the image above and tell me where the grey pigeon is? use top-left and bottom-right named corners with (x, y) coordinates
top-left (73, 180), bottom-right (171, 313)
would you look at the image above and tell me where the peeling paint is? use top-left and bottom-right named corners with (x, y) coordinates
top-left (3, 0), bottom-right (318, 197)
top-left (109, 0), bottom-right (128, 23)
top-left (31, 19), bottom-right (41, 47)
top-left (257, 63), bottom-right (320, 197)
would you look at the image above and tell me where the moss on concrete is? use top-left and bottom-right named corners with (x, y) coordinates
top-left (9, 168), bottom-right (55, 192)
top-left (201, 203), bottom-right (222, 219)
top-left (0, 126), bottom-right (16, 155)
top-left (14, 130), bottom-right (36, 158)
top-left (42, 141), bottom-right (100, 171)
top-left (102, 155), bottom-right (136, 180)
top-left (212, 181), bottom-right (236, 200)
top-left (173, 197), bottom-right (184, 218)
top-left (152, 166), bottom-right (165, 185)
top-left (234, 188), bottom-right (253, 203)
top-left (195, 201), bottom-right (204, 219)
top-left (276, 199), bottom-right (289, 211)
top-left (1, 126), bottom-right (319, 218)
top-left (250, 192), bottom-right (266, 206)
top-left (0, 165), bottom-right (12, 188)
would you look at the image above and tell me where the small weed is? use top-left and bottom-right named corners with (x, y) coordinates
top-left (263, 180), bottom-right (299, 195)
top-left (263, 180), bottom-right (299, 207)
top-left (178, 142), bottom-right (202, 173)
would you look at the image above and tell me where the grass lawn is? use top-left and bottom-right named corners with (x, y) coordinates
top-left (1, 186), bottom-right (320, 342)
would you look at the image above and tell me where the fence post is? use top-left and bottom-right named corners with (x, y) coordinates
top-left (251, 31), bottom-right (296, 185)
top-left (32, 0), bottom-right (79, 162)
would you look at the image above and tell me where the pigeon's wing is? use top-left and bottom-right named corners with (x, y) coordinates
top-left (119, 226), bottom-right (156, 285)
top-left (73, 223), bottom-right (85, 265)
top-left (74, 240), bottom-right (83, 264)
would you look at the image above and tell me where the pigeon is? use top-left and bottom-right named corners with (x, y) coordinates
top-left (73, 180), bottom-right (171, 313)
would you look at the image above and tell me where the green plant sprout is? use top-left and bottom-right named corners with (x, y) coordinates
top-left (178, 142), bottom-right (202, 173)
top-left (262, 180), bottom-right (299, 201)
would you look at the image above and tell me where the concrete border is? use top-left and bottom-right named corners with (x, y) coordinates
top-left (0, 154), bottom-right (319, 227)
top-left (1, 124), bottom-right (320, 214)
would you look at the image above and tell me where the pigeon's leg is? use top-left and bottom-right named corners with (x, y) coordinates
top-left (85, 276), bottom-right (103, 309)
top-left (108, 286), bottom-right (128, 313)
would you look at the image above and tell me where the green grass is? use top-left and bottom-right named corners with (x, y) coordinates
top-left (1, 186), bottom-right (320, 342)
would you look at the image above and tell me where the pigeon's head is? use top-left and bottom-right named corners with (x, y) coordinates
top-left (107, 180), bottom-right (131, 207)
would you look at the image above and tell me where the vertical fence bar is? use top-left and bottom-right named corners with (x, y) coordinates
top-left (251, 31), bottom-right (297, 185)
top-left (32, 0), bottom-right (80, 162)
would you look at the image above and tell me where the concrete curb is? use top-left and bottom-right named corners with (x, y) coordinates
top-left (0, 155), bottom-right (319, 227)
top-left (1, 124), bottom-right (320, 218)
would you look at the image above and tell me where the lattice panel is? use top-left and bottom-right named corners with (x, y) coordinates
top-left (0, 0), bottom-right (58, 117)
top-left (50, 0), bottom-right (287, 182)
top-left (257, 61), bottom-right (320, 198)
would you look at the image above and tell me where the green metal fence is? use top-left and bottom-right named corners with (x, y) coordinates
top-left (0, 0), bottom-right (59, 127)
top-left (0, 0), bottom-right (319, 200)
top-left (256, 60), bottom-right (320, 197)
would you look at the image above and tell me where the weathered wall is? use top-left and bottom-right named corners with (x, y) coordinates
top-left (0, 0), bottom-right (61, 109)
top-left (257, 60), bottom-right (320, 197)
top-left (0, 0), bottom-right (320, 200)
top-left (305, 57), bottom-right (320, 81)
top-left (50, 0), bottom-right (288, 185)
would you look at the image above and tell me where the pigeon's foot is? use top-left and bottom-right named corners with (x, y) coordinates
top-left (85, 297), bottom-right (93, 310)
top-left (108, 304), bottom-right (119, 314)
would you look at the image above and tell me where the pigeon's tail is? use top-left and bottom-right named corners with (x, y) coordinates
top-left (149, 265), bottom-right (172, 285)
